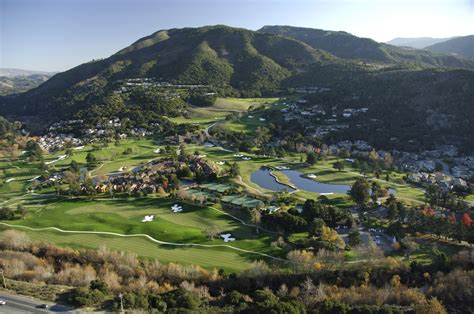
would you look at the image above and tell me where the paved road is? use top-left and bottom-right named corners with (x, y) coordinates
top-left (203, 120), bottom-right (224, 138)
top-left (0, 291), bottom-right (77, 313)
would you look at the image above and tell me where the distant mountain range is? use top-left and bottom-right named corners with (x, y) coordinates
top-left (387, 37), bottom-right (454, 49)
top-left (0, 69), bottom-right (55, 96)
top-left (0, 68), bottom-right (56, 78)
top-left (425, 35), bottom-right (474, 58)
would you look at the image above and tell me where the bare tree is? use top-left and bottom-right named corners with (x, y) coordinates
top-left (250, 208), bottom-right (261, 234)
top-left (0, 230), bottom-right (31, 250)
top-left (401, 235), bottom-right (419, 260)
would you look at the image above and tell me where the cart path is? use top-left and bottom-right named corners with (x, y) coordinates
top-left (0, 222), bottom-right (287, 262)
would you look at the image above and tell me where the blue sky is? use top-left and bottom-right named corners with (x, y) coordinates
top-left (1, 0), bottom-right (473, 71)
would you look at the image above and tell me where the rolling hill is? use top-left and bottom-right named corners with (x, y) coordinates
top-left (0, 24), bottom-right (473, 149)
top-left (0, 68), bottom-right (56, 96)
top-left (0, 73), bottom-right (53, 96)
top-left (426, 35), bottom-right (474, 58)
top-left (387, 37), bottom-right (453, 49)
top-left (0, 68), bottom-right (55, 78)
top-left (0, 25), bottom-right (339, 120)
top-left (259, 26), bottom-right (474, 69)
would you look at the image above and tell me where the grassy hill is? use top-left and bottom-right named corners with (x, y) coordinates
top-left (0, 73), bottom-right (53, 96)
top-left (0, 25), bottom-right (338, 121)
top-left (426, 35), bottom-right (474, 58)
top-left (0, 24), bottom-right (473, 148)
top-left (259, 25), bottom-right (474, 69)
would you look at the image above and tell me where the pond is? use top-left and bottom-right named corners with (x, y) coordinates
top-left (281, 170), bottom-right (351, 194)
top-left (251, 168), bottom-right (396, 195)
top-left (250, 168), bottom-right (296, 192)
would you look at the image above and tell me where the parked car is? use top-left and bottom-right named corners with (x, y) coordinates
top-left (0, 300), bottom-right (6, 305)
top-left (38, 304), bottom-right (49, 309)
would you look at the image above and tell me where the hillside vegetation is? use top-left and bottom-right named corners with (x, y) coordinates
top-left (0, 74), bottom-right (53, 96)
top-left (259, 25), bottom-right (474, 68)
top-left (0, 26), bottom-right (337, 120)
top-left (0, 25), bottom-right (473, 143)
top-left (426, 35), bottom-right (474, 58)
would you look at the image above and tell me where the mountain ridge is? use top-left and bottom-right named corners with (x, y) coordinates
top-left (259, 25), bottom-right (474, 69)
top-left (387, 37), bottom-right (454, 49)
top-left (0, 68), bottom-right (56, 78)
top-left (1, 25), bottom-right (474, 127)
top-left (425, 35), bottom-right (474, 58)
top-left (1, 25), bottom-right (338, 113)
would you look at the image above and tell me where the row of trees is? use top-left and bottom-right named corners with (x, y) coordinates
top-left (1, 229), bottom-right (473, 312)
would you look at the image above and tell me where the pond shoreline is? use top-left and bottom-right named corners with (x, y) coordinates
top-left (264, 166), bottom-right (298, 191)
top-left (252, 167), bottom-right (361, 194)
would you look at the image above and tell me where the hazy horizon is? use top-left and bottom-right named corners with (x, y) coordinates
top-left (1, 0), bottom-right (473, 72)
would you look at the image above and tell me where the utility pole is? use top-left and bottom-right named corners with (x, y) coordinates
top-left (118, 292), bottom-right (124, 313)
top-left (0, 268), bottom-right (6, 289)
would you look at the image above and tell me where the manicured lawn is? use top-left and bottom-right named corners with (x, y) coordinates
top-left (0, 139), bottom-right (160, 202)
top-left (0, 157), bottom-right (44, 202)
top-left (221, 98), bottom-right (283, 134)
top-left (269, 170), bottom-right (295, 188)
top-left (167, 97), bottom-right (278, 126)
top-left (213, 97), bottom-right (278, 111)
top-left (0, 225), bottom-right (257, 272)
top-left (0, 131), bottom-right (436, 272)
top-left (1, 197), bottom-right (282, 271)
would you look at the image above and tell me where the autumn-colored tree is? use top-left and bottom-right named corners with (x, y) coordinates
top-left (321, 226), bottom-right (345, 250)
top-left (369, 149), bottom-right (379, 162)
top-left (460, 213), bottom-right (472, 227)
top-left (423, 207), bottom-right (435, 217)
top-left (287, 250), bottom-right (315, 273)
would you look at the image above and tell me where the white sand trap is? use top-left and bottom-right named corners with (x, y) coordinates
top-left (28, 176), bottom-right (41, 182)
top-left (142, 215), bottom-right (154, 222)
top-left (307, 174), bottom-right (317, 179)
top-left (259, 118), bottom-right (266, 121)
top-left (320, 192), bottom-right (334, 196)
top-left (221, 233), bottom-right (236, 242)
top-left (74, 146), bottom-right (85, 150)
top-left (171, 204), bottom-right (183, 213)
top-left (45, 155), bottom-right (67, 165)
